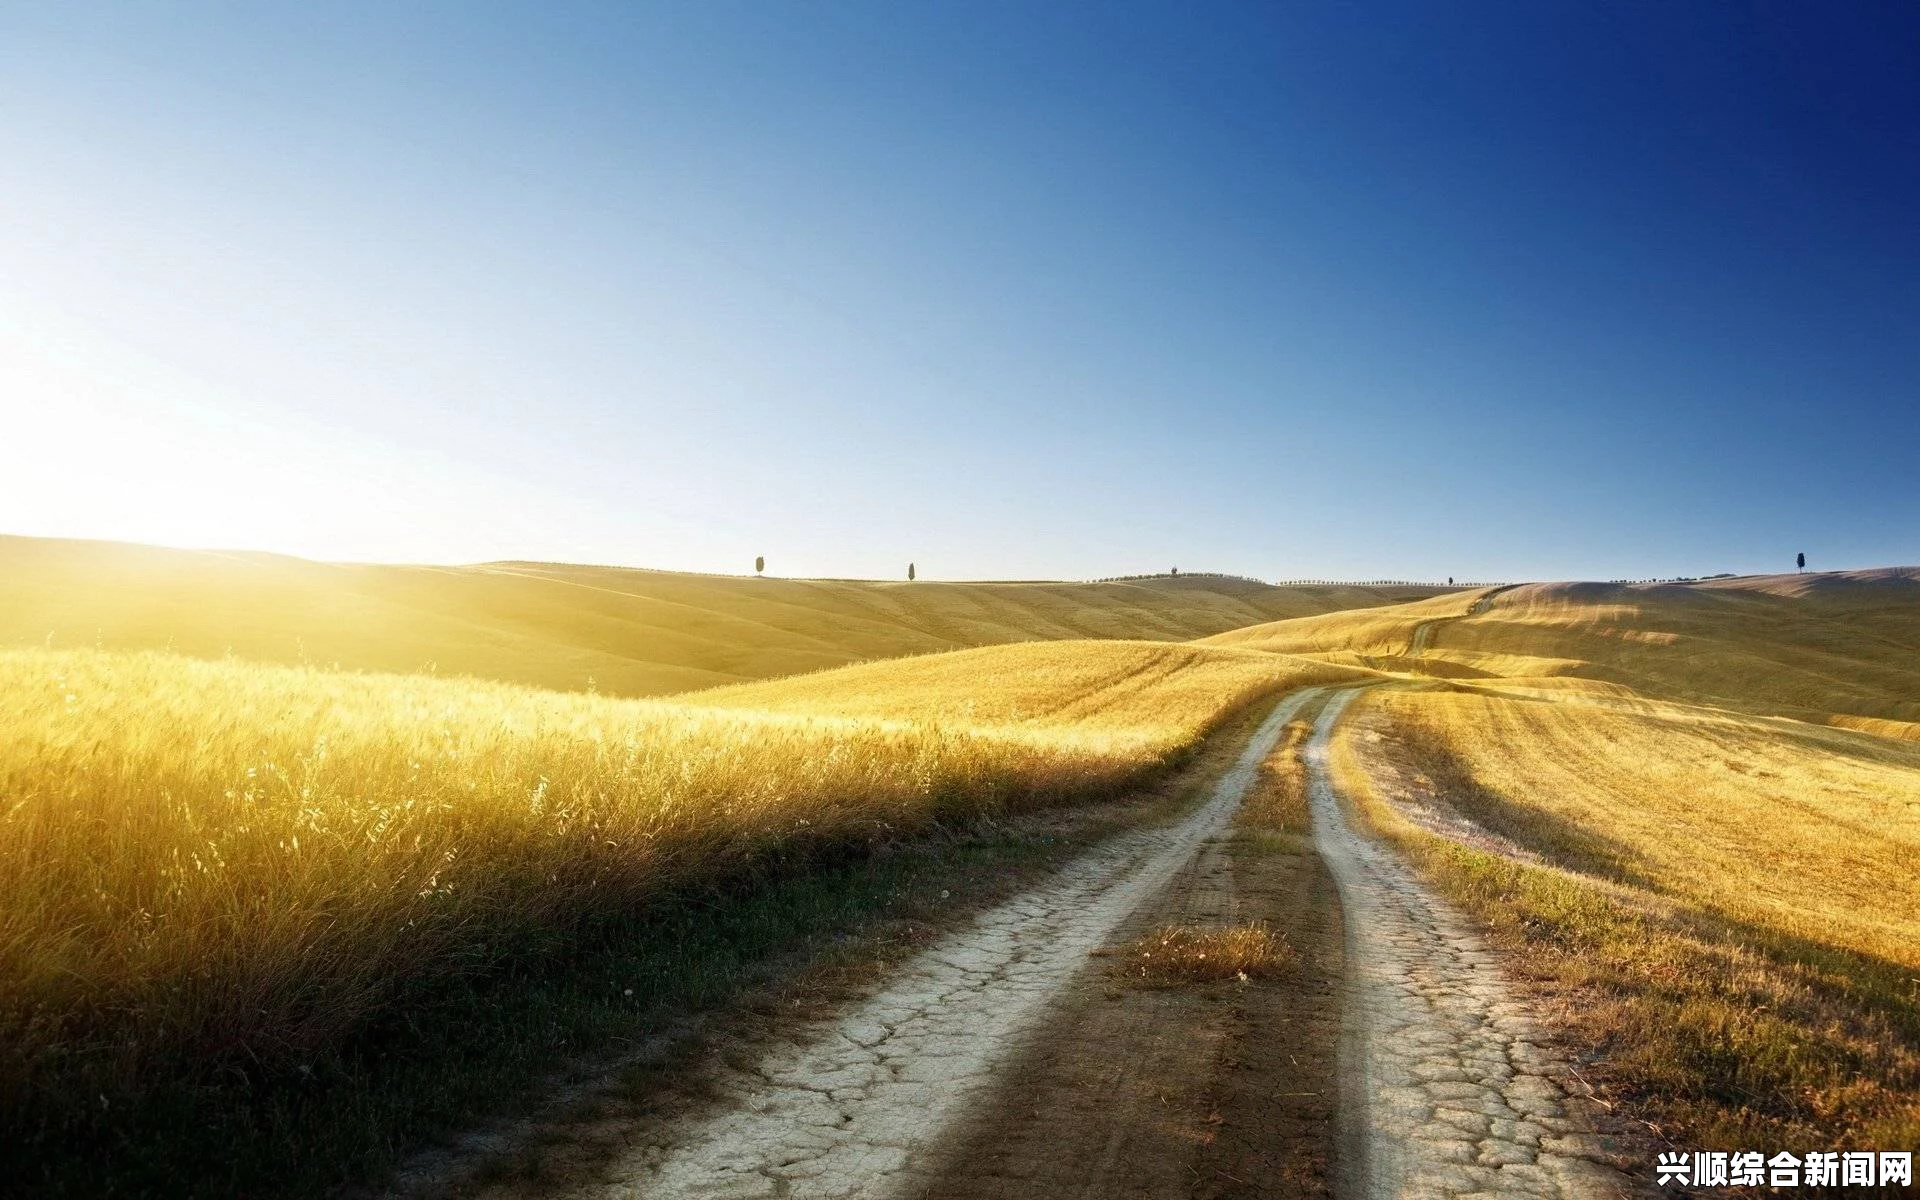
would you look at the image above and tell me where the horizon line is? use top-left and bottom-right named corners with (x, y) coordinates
top-left (3, 531), bottom-right (1909, 591)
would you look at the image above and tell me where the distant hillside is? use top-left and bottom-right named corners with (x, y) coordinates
top-left (1203, 590), bottom-right (1489, 659)
top-left (1469, 570), bottom-right (1920, 725)
top-left (1209, 567), bottom-right (1920, 730)
top-left (0, 535), bottom-right (1454, 696)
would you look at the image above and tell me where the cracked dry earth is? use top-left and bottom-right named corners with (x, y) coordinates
top-left (1308, 688), bottom-right (1642, 1200)
top-left (579, 688), bottom-right (1329, 1200)
top-left (417, 683), bottom-right (1648, 1200)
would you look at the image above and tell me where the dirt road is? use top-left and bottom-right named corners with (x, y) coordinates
top-left (911, 701), bottom-right (1346, 1200)
top-left (1407, 585), bottom-right (1513, 656)
top-left (415, 679), bottom-right (1643, 1199)
top-left (572, 688), bottom-right (1328, 1200)
top-left (1308, 689), bottom-right (1640, 1199)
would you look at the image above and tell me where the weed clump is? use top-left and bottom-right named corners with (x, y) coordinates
top-left (1237, 719), bottom-right (1313, 836)
top-left (1117, 922), bottom-right (1294, 986)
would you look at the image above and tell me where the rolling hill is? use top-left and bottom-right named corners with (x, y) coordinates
top-left (0, 535), bottom-right (1453, 697)
top-left (1208, 567), bottom-right (1920, 729)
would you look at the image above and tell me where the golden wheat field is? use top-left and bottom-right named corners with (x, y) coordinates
top-left (1361, 683), bottom-right (1920, 967)
top-left (0, 637), bottom-right (1362, 1127)
top-left (1202, 586), bottom-right (1486, 660)
top-left (1403, 571), bottom-right (1920, 721)
top-left (689, 639), bottom-right (1341, 746)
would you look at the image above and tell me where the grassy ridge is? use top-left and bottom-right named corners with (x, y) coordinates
top-left (1228, 569), bottom-right (1920, 1150)
top-left (1202, 589), bottom-right (1487, 659)
top-left (1370, 684), bottom-right (1920, 965)
top-left (0, 641), bottom-right (1360, 1177)
top-left (0, 534), bottom-right (1453, 697)
top-left (690, 639), bottom-right (1324, 743)
top-left (1332, 682), bottom-right (1920, 1151)
top-left (1415, 572), bottom-right (1920, 722)
top-left (1212, 568), bottom-right (1920, 726)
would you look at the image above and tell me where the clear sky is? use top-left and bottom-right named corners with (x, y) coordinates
top-left (3, 3), bottom-right (1915, 582)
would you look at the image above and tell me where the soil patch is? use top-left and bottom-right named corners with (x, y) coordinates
top-left (907, 785), bottom-right (1346, 1199)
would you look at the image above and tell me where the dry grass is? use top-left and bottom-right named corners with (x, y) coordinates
top-left (690, 641), bottom-right (1356, 756)
top-left (1407, 572), bottom-right (1920, 723)
top-left (1369, 686), bottom-right (1920, 965)
top-left (1211, 568), bottom-right (1920, 727)
top-left (1114, 922), bottom-right (1294, 985)
top-left (0, 534), bottom-right (1451, 697)
top-left (1334, 686), bottom-right (1920, 1151)
top-left (1202, 589), bottom-right (1487, 659)
top-left (0, 641), bottom-right (1357, 1144)
top-left (1236, 718), bottom-right (1315, 838)
top-left (16, 541), bottom-right (1920, 1184)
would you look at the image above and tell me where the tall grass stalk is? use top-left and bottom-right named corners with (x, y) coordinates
top-left (0, 644), bottom-right (1348, 1155)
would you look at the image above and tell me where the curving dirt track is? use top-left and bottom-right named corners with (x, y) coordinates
top-left (572, 688), bottom-right (1328, 1200)
top-left (1407, 585), bottom-right (1513, 656)
top-left (1308, 689), bottom-right (1642, 1199)
top-left (413, 678), bottom-right (1646, 1200)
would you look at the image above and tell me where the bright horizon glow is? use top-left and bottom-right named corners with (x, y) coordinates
top-left (3, 4), bottom-right (1916, 582)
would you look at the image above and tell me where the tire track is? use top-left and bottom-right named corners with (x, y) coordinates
top-left (1306, 689), bottom-right (1642, 1199)
top-left (560, 688), bottom-right (1328, 1200)
top-left (1407, 586), bottom-right (1514, 657)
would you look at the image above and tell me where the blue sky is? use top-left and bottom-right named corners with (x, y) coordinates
top-left (2, 3), bottom-right (1915, 581)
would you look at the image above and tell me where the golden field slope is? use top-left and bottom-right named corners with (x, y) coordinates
top-left (1358, 682), bottom-right (1920, 972)
top-left (0, 535), bottom-right (1451, 697)
top-left (1202, 588), bottom-right (1492, 665)
top-left (1300, 569), bottom-right (1920, 1147)
top-left (0, 640), bottom-right (1363, 1125)
top-left (1338, 683), bottom-right (1920, 1148)
top-left (1214, 567), bottom-right (1920, 726)
top-left (690, 639), bottom-right (1334, 751)
top-left (1473, 572), bottom-right (1920, 725)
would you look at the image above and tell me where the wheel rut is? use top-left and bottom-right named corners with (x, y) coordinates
top-left (911, 697), bottom-right (1346, 1200)
top-left (1307, 689), bottom-right (1644, 1199)
top-left (413, 678), bottom-right (1646, 1200)
top-left (565, 688), bottom-right (1327, 1199)
top-left (1407, 585), bottom-right (1514, 656)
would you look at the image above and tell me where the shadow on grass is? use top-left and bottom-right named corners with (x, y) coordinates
top-left (1423, 838), bottom-right (1920, 1145)
top-left (1385, 716), bottom-right (1664, 894)
top-left (10, 825), bottom-right (1089, 1200)
top-left (1365, 704), bottom-right (1920, 1148)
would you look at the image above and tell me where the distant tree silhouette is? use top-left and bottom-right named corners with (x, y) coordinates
top-left (1797, 552), bottom-right (1805, 572)
top-left (755, 555), bottom-right (764, 575)
top-left (908, 562), bottom-right (916, 581)
top-left (1448, 576), bottom-right (1454, 585)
